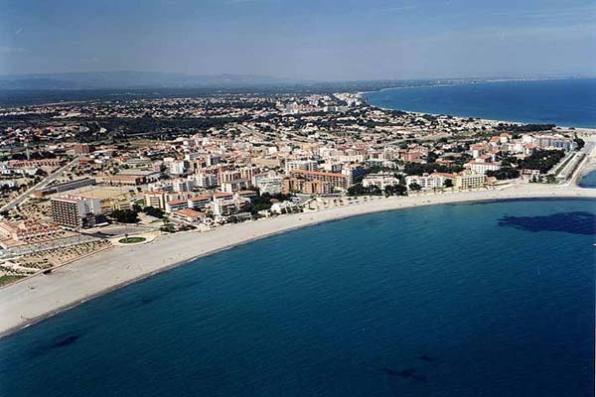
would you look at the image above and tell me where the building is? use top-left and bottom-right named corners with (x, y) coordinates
top-left (73, 186), bottom-right (133, 212)
top-left (51, 195), bottom-right (102, 228)
top-left (362, 173), bottom-right (399, 190)
top-left (8, 159), bottom-right (61, 170)
top-left (210, 193), bottom-right (250, 216)
top-left (289, 169), bottom-right (348, 190)
top-left (192, 173), bottom-right (218, 188)
top-left (341, 165), bottom-right (366, 186)
top-left (465, 160), bottom-right (501, 175)
top-left (171, 178), bottom-right (194, 193)
top-left (166, 159), bottom-right (187, 175)
top-left (144, 191), bottom-right (167, 210)
top-left (103, 170), bottom-right (160, 186)
top-left (282, 178), bottom-right (333, 195)
top-left (533, 135), bottom-right (576, 151)
top-left (256, 176), bottom-right (283, 195)
top-left (165, 199), bottom-right (188, 214)
top-left (284, 159), bottom-right (318, 174)
top-left (172, 208), bottom-right (206, 224)
top-left (187, 194), bottom-right (211, 210)
top-left (0, 220), bottom-right (64, 247)
top-left (36, 177), bottom-right (96, 196)
top-left (73, 143), bottom-right (91, 155)
top-left (454, 172), bottom-right (486, 190)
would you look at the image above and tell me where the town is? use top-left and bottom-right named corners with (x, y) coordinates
top-left (0, 92), bottom-right (591, 286)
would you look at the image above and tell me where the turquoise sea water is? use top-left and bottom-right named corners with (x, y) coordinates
top-left (0, 199), bottom-right (594, 396)
top-left (365, 79), bottom-right (596, 128)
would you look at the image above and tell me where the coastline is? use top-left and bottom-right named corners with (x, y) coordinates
top-left (360, 79), bottom-right (596, 130)
top-left (1, 183), bottom-right (595, 339)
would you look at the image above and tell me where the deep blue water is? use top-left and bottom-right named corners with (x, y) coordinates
top-left (0, 199), bottom-right (594, 397)
top-left (579, 170), bottom-right (596, 188)
top-left (365, 79), bottom-right (596, 128)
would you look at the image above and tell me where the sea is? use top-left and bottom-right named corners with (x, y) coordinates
top-left (0, 199), bottom-right (594, 397)
top-left (364, 78), bottom-right (596, 128)
top-left (579, 170), bottom-right (596, 188)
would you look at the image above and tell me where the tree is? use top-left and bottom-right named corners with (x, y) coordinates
top-left (384, 184), bottom-right (407, 196)
top-left (486, 168), bottom-right (520, 180)
top-left (443, 179), bottom-right (454, 188)
top-left (519, 150), bottom-right (565, 174)
top-left (408, 182), bottom-right (422, 191)
top-left (110, 209), bottom-right (139, 224)
top-left (143, 206), bottom-right (164, 218)
top-left (160, 218), bottom-right (175, 233)
top-left (347, 183), bottom-right (382, 196)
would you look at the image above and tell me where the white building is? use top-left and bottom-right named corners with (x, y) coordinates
top-left (284, 159), bottom-right (318, 174)
top-left (362, 173), bottom-right (399, 190)
top-left (256, 176), bottom-right (283, 195)
top-left (405, 173), bottom-right (451, 190)
top-left (466, 161), bottom-right (501, 175)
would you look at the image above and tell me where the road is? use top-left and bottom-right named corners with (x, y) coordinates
top-left (0, 156), bottom-right (81, 213)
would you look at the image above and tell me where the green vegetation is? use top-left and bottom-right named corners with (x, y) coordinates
top-left (348, 183), bottom-right (382, 196)
top-left (519, 150), bottom-right (565, 174)
top-left (408, 182), bottom-right (422, 191)
top-left (384, 184), bottom-right (407, 196)
top-left (496, 123), bottom-right (555, 132)
top-left (160, 218), bottom-right (176, 233)
top-left (404, 162), bottom-right (463, 176)
top-left (143, 206), bottom-right (165, 219)
top-left (118, 236), bottom-right (146, 244)
top-left (486, 168), bottom-right (520, 180)
top-left (0, 274), bottom-right (25, 286)
top-left (110, 209), bottom-right (139, 223)
top-left (348, 183), bottom-right (407, 197)
top-left (250, 193), bottom-right (293, 214)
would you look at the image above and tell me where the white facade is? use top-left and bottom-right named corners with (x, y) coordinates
top-left (362, 173), bottom-right (399, 190)
top-left (256, 176), bottom-right (283, 195)
top-left (284, 160), bottom-right (318, 174)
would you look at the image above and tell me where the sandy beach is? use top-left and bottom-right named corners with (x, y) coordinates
top-left (0, 183), bottom-right (594, 338)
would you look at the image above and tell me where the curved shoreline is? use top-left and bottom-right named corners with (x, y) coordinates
top-left (0, 183), bottom-right (595, 339)
top-left (361, 80), bottom-right (596, 130)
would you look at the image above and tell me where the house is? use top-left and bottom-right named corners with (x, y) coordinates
top-left (172, 208), bottom-right (206, 224)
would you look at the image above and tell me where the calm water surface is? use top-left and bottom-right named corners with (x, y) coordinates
top-left (579, 170), bottom-right (596, 188)
top-left (0, 199), bottom-right (594, 397)
top-left (365, 79), bottom-right (596, 128)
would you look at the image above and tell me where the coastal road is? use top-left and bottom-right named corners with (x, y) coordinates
top-left (0, 156), bottom-right (80, 213)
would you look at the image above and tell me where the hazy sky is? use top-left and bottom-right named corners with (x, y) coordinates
top-left (0, 0), bottom-right (594, 80)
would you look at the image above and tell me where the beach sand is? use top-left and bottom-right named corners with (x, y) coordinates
top-left (0, 183), bottom-right (594, 338)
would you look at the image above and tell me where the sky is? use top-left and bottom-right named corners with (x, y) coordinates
top-left (0, 0), bottom-right (594, 80)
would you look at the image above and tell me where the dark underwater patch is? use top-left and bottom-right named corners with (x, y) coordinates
top-left (27, 334), bottom-right (82, 359)
top-left (382, 367), bottom-right (427, 382)
top-left (52, 335), bottom-right (80, 348)
top-left (498, 212), bottom-right (596, 235)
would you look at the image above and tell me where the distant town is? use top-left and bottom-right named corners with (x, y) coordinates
top-left (0, 91), bottom-right (591, 286)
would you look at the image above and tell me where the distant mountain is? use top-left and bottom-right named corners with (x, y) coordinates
top-left (0, 71), bottom-right (294, 90)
